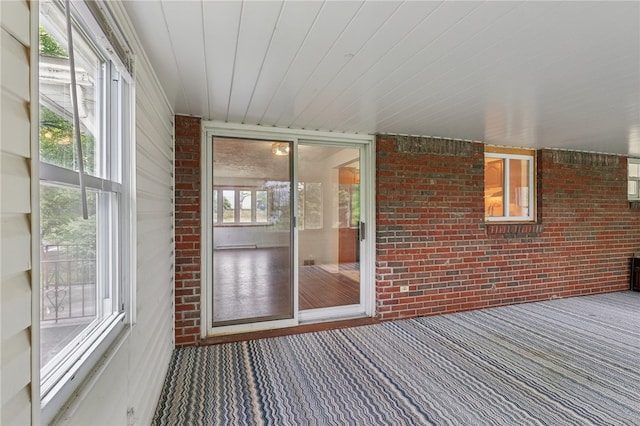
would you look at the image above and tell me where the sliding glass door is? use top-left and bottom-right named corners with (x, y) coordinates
top-left (211, 137), bottom-right (293, 325)
top-left (204, 125), bottom-right (374, 335)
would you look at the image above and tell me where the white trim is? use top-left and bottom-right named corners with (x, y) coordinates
top-left (200, 124), bottom-right (210, 339)
top-left (201, 120), bottom-right (373, 144)
top-left (123, 66), bottom-right (137, 326)
top-left (201, 122), bottom-right (376, 337)
top-left (361, 136), bottom-right (376, 317)
top-left (299, 304), bottom-right (367, 324)
top-left (41, 314), bottom-right (126, 424)
top-left (31, 3), bottom-right (43, 423)
top-left (47, 326), bottom-right (131, 424)
top-left (291, 141), bottom-right (300, 323)
top-left (628, 158), bottom-right (640, 201)
top-left (207, 318), bottom-right (298, 337)
top-left (40, 162), bottom-right (123, 192)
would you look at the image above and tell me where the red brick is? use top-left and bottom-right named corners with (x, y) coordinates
top-left (375, 136), bottom-right (635, 322)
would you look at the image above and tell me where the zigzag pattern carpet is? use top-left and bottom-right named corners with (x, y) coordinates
top-left (153, 292), bottom-right (640, 425)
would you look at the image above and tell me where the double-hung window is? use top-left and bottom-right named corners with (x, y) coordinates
top-left (484, 147), bottom-right (535, 221)
top-left (39, 0), bottom-right (133, 421)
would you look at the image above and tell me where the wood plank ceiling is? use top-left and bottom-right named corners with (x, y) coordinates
top-left (122, 1), bottom-right (640, 155)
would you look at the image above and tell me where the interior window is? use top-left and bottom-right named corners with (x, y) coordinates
top-left (628, 159), bottom-right (640, 200)
top-left (484, 147), bottom-right (535, 221)
top-left (214, 187), bottom-right (275, 225)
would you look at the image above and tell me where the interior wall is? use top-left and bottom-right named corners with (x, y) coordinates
top-left (213, 227), bottom-right (289, 249)
top-left (376, 135), bottom-right (637, 320)
top-left (1, 1), bottom-right (34, 424)
top-left (298, 154), bottom-right (337, 266)
top-left (298, 146), bottom-right (360, 266)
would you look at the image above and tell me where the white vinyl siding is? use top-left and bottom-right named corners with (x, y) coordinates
top-left (126, 60), bottom-right (175, 425)
top-left (1, 0), bottom-right (34, 424)
top-left (52, 1), bottom-right (175, 424)
top-left (0, 1), bottom-right (174, 423)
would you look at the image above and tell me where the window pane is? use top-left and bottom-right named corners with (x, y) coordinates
top-left (213, 190), bottom-right (218, 223)
top-left (223, 190), bottom-right (235, 223)
top-left (485, 158), bottom-right (504, 217)
top-left (629, 163), bottom-right (640, 178)
top-left (350, 184), bottom-right (360, 227)
top-left (629, 181), bottom-right (638, 197)
top-left (256, 190), bottom-right (268, 223)
top-left (269, 182), bottom-right (291, 230)
top-left (509, 159), bottom-right (530, 217)
top-left (305, 183), bottom-right (323, 229)
top-left (40, 184), bottom-right (97, 368)
top-left (239, 190), bottom-right (252, 223)
top-left (39, 23), bottom-right (101, 176)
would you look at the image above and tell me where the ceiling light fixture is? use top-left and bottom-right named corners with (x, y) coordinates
top-left (271, 142), bottom-right (290, 156)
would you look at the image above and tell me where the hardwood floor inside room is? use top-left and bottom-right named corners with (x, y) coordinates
top-left (299, 263), bottom-right (359, 310)
top-left (213, 247), bottom-right (292, 324)
top-left (213, 248), bottom-right (359, 325)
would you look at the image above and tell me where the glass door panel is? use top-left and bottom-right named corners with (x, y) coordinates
top-left (212, 137), bottom-right (293, 325)
top-left (298, 144), bottom-right (361, 311)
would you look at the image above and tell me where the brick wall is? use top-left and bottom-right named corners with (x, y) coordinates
top-left (376, 135), bottom-right (638, 320)
top-left (174, 115), bottom-right (202, 346)
top-left (173, 122), bottom-right (639, 346)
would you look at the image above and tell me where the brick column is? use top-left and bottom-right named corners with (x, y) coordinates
top-left (174, 115), bottom-right (202, 346)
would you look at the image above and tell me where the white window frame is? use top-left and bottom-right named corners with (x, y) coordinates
top-left (484, 149), bottom-right (536, 222)
top-left (213, 187), bottom-right (269, 225)
top-left (38, 1), bottom-right (135, 423)
top-left (628, 158), bottom-right (640, 201)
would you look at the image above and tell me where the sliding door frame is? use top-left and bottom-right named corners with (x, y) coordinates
top-left (201, 121), bottom-right (375, 337)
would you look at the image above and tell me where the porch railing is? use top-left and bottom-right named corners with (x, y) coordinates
top-left (40, 244), bottom-right (96, 323)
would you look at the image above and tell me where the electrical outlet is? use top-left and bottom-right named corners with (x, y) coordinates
top-left (400, 285), bottom-right (409, 293)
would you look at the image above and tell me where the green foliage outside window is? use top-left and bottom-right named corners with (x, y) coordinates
top-left (40, 25), bottom-right (68, 57)
top-left (39, 27), bottom-right (96, 254)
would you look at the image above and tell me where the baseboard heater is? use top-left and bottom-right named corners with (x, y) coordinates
top-left (215, 244), bottom-right (258, 250)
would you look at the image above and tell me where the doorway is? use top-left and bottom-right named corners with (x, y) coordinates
top-left (203, 124), bottom-right (374, 335)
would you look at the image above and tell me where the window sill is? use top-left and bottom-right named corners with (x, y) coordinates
top-left (41, 314), bottom-right (127, 424)
top-left (485, 222), bottom-right (543, 237)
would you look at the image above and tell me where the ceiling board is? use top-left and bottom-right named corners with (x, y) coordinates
top-left (123, 0), bottom-right (640, 156)
top-left (202, 1), bottom-right (242, 120)
top-left (161, 1), bottom-right (207, 116)
top-left (241, 1), bottom-right (324, 124)
top-left (226, 1), bottom-right (284, 123)
top-left (258, 1), bottom-right (365, 126)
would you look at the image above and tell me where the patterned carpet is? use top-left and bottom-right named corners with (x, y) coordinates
top-left (153, 292), bottom-right (640, 425)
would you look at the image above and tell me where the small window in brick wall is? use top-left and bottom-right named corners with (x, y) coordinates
top-left (628, 158), bottom-right (640, 201)
top-left (484, 146), bottom-right (536, 222)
